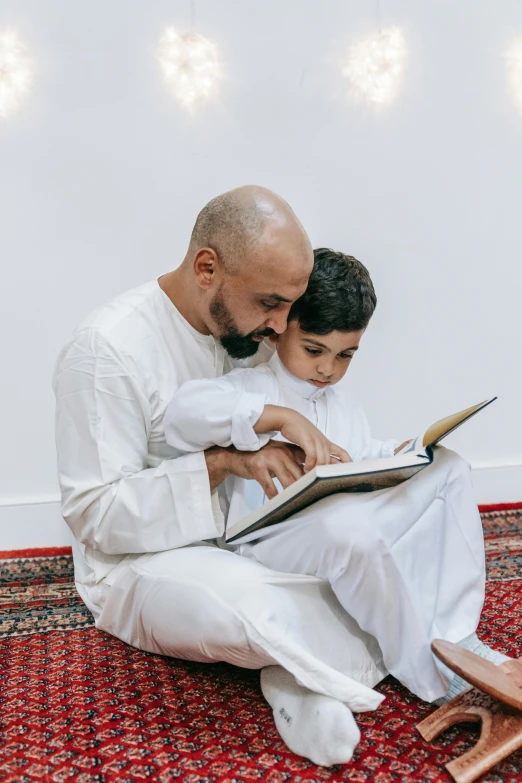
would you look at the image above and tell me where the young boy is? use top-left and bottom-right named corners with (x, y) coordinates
top-left (164, 247), bottom-right (503, 720)
top-left (164, 247), bottom-right (405, 528)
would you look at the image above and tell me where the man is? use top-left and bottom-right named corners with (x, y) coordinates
top-left (53, 186), bottom-right (497, 767)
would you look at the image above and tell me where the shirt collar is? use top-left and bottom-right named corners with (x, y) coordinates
top-left (268, 352), bottom-right (328, 401)
top-left (157, 281), bottom-right (218, 349)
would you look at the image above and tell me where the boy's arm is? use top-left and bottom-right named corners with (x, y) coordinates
top-left (256, 405), bottom-right (352, 471)
top-left (165, 372), bottom-right (352, 471)
top-left (164, 369), bottom-right (279, 454)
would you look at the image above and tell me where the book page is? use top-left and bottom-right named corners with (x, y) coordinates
top-left (422, 399), bottom-right (495, 448)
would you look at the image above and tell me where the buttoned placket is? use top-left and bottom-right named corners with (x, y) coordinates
top-left (313, 394), bottom-right (329, 439)
top-left (212, 339), bottom-right (226, 377)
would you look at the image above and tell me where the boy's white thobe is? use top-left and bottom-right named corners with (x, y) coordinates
top-left (164, 353), bottom-right (487, 701)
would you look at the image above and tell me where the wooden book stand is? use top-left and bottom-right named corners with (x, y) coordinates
top-left (417, 640), bottom-right (522, 783)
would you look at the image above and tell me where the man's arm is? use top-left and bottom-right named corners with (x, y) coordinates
top-left (204, 445), bottom-right (231, 492)
top-left (53, 329), bottom-right (224, 555)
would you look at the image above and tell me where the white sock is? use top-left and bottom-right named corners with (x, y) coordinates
top-left (433, 632), bottom-right (510, 706)
top-left (260, 666), bottom-right (360, 766)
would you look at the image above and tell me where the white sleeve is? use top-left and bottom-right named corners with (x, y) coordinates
top-left (164, 368), bottom-right (278, 453)
top-left (53, 329), bottom-right (223, 555)
top-left (358, 436), bottom-right (401, 460)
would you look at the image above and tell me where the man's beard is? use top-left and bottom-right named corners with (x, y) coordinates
top-left (209, 288), bottom-right (274, 359)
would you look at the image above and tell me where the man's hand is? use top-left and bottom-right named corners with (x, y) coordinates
top-left (228, 440), bottom-right (307, 499)
top-left (205, 441), bottom-right (307, 499)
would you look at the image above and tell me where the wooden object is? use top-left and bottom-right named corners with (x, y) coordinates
top-left (417, 640), bottom-right (522, 783)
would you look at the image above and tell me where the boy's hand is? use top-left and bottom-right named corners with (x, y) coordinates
top-left (280, 410), bottom-right (352, 472)
top-left (394, 439), bottom-right (413, 455)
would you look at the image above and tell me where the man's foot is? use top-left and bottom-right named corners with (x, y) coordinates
top-left (433, 632), bottom-right (510, 706)
top-left (260, 666), bottom-right (360, 766)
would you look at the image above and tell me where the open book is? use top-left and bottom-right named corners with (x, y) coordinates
top-left (225, 397), bottom-right (496, 544)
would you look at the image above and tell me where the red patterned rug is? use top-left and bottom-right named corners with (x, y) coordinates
top-left (1, 504), bottom-right (521, 783)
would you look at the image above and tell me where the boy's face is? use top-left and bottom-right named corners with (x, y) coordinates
top-left (272, 320), bottom-right (365, 388)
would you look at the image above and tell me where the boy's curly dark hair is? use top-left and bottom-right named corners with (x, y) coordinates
top-left (288, 248), bottom-right (377, 334)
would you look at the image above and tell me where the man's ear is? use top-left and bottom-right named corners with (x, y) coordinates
top-left (193, 248), bottom-right (221, 290)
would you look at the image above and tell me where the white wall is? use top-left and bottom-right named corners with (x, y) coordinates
top-left (1, 0), bottom-right (521, 547)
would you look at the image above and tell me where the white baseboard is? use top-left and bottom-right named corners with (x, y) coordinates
top-left (0, 463), bottom-right (521, 551)
top-left (470, 461), bottom-right (522, 506)
top-left (0, 497), bottom-right (71, 551)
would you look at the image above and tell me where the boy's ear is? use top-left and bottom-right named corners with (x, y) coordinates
top-left (268, 333), bottom-right (280, 345)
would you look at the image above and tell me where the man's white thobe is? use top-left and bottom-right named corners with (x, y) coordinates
top-left (164, 352), bottom-right (487, 700)
top-left (53, 280), bottom-right (389, 715)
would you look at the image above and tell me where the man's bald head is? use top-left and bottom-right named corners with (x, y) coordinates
top-left (166, 185), bottom-right (313, 358)
top-left (188, 185), bottom-right (309, 272)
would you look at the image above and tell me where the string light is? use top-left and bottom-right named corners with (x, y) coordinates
top-left (342, 27), bottom-right (407, 107)
top-left (0, 29), bottom-right (34, 119)
top-left (506, 39), bottom-right (522, 116)
top-left (157, 27), bottom-right (221, 109)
